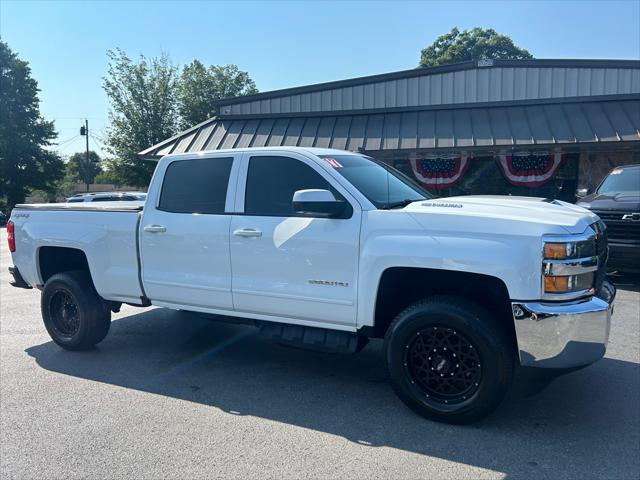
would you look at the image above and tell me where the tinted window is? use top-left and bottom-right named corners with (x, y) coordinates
top-left (245, 156), bottom-right (332, 216)
top-left (159, 157), bottom-right (233, 214)
top-left (91, 196), bottom-right (118, 202)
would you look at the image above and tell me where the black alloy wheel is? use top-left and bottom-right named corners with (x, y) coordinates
top-left (385, 296), bottom-right (514, 424)
top-left (404, 325), bottom-right (482, 405)
top-left (48, 290), bottom-right (81, 337)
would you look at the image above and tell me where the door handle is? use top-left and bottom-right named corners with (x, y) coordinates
top-left (143, 224), bottom-right (167, 233)
top-left (233, 228), bottom-right (262, 238)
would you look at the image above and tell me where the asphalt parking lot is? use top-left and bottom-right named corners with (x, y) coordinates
top-left (1, 229), bottom-right (639, 480)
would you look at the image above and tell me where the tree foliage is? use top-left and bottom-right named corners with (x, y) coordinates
top-left (177, 60), bottom-right (258, 129)
top-left (0, 41), bottom-right (64, 210)
top-left (102, 51), bottom-right (259, 187)
top-left (420, 27), bottom-right (533, 67)
top-left (67, 150), bottom-right (102, 187)
top-left (102, 49), bottom-right (178, 187)
top-left (93, 164), bottom-right (121, 185)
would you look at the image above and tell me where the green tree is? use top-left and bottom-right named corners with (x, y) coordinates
top-left (94, 158), bottom-right (124, 186)
top-left (177, 60), bottom-right (258, 129)
top-left (67, 150), bottom-right (102, 191)
top-left (419, 27), bottom-right (533, 67)
top-left (102, 48), bottom-right (178, 187)
top-left (0, 41), bottom-right (64, 210)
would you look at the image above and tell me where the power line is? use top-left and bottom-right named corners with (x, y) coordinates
top-left (55, 137), bottom-right (84, 152)
top-left (56, 134), bottom-right (81, 146)
top-left (50, 116), bottom-right (108, 121)
top-left (90, 131), bottom-right (108, 144)
top-left (89, 132), bottom-right (108, 148)
top-left (89, 135), bottom-right (106, 153)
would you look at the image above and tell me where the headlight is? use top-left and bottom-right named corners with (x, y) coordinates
top-left (543, 239), bottom-right (596, 260)
top-left (543, 236), bottom-right (598, 298)
top-left (544, 273), bottom-right (595, 294)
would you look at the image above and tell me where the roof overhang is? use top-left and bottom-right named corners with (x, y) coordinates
top-left (138, 96), bottom-right (640, 161)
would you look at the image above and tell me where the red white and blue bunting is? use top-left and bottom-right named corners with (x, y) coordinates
top-left (409, 152), bottom-right (473, 190)
top-left (495, 149), bottom-right (564, 187)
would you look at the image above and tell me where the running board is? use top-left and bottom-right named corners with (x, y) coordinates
top-left (257, 322), bottom-right (368, 355)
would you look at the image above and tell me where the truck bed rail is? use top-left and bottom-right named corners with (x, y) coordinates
top-left (13, 203), bottom-right (144, 212)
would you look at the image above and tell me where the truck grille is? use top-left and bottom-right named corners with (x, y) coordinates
top-left (592, 210), bottom-right (640, 243)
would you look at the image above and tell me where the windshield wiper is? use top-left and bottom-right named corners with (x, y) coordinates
top-left (381, 199), bottom-right (423, 210)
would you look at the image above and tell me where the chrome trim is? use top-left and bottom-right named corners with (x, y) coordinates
top-left (541, 223), bottom-right (604, 301)
top-left (540, 287), bottom-right (595, 302)
top-left (543, 225), bottom-right (597, 245)
top-left (621, 213), bottom-right (640, 221)
top-left (512, 280), bottom-right (615, 369)
top-left (543, 256), bottom-right (598, 276)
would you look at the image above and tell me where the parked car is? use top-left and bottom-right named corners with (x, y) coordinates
top-left (577, 164), bottom-right (640, 273)
top-left (7, 147), bottom-right (615, 424)
top-left (66, 192), bottom-right (147, 203)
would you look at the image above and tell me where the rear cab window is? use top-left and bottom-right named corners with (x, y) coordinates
top-left (159, 157), bottom-right (234, 214)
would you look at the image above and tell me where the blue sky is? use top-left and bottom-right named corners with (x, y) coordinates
top-left (1, 0), bottom-right (639, 158)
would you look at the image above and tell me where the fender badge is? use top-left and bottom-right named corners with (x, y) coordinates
top-left (422, 202), bottom-right (463, 208)
top-left (308, 279), bottom-right (349, 287)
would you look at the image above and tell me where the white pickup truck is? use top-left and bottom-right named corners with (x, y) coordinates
top-left (7, 147), bottom-right (615, 424)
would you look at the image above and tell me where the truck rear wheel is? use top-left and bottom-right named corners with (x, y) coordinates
top-left (384, 295), bottom-right (514, 424)
top-left (41, 271), bottom-right (111, 351)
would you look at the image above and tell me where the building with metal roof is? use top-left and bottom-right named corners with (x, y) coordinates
top-left (139, 59), bottom-right (640, 198)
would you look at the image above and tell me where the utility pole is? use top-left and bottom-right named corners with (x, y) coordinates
top-left (80, 119), bottom-right (90, 192)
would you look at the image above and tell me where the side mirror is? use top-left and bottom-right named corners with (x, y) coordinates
top-left (575, 188), bottom-right (590, 199)
top-left (292, 189), bottom-right (346, 218)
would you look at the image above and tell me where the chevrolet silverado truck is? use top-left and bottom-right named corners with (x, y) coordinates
top-left (7, 147), bottom-right (616, 424)
top-left (576, 164), bottom-right (640, 273)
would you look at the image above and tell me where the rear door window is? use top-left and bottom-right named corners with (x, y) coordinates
top-left (159, 157), bottom-right (233, 214)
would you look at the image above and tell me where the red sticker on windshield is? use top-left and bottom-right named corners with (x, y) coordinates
top-left (323, 158), bottom-right (343, 168)
top-left (611, 169), bottom-right (623, 175)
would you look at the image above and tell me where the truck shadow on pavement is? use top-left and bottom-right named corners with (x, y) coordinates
top-left (26, 307), bottom-right (640, 479)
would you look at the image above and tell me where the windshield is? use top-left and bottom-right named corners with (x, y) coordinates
top-left (319, 155), bottom-right (431, 208)
top-left (597, 167), bottom-right (640, 194)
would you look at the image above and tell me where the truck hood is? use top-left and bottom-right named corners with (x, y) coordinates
top-left (404, 195), bottom-right (598, 235)
top-left (576, 191), bottom-right (640, 212)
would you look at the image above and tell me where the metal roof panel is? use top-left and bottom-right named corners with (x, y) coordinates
top-left (282, 117), bottom-right (305, 146)
top-left (330, 116), bottom-right (352, 150)
top-left (346, 115), bottom-right (367, 151)
top-left (364, 114), bottom-right (384, 151)
top-left (383, 113), bottom-right (401, 150)
top-left (139, 99), bottom-right (639, 159)
top-left (235, 119), bottom-right (259, 148)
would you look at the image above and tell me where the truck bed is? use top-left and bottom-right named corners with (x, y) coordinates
top-left (9, 203), bottom-right (145, 304)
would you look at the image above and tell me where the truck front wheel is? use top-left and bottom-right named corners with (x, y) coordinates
top-left (41, 271), bottom-right (111, 351)
top-left (384, 296), bottom-right (514, 424)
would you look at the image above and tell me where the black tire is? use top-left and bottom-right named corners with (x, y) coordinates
top-left (41, 270), bottom-right (111, 351)
top-left (384, 295), bottom-right (514, 424)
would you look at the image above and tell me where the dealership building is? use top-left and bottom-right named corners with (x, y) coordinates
top-left (140, 59), bottom-right (640, 199)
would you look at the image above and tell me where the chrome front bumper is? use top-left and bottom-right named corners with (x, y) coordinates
top-left (512, 280), bottom-right (616, 369)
